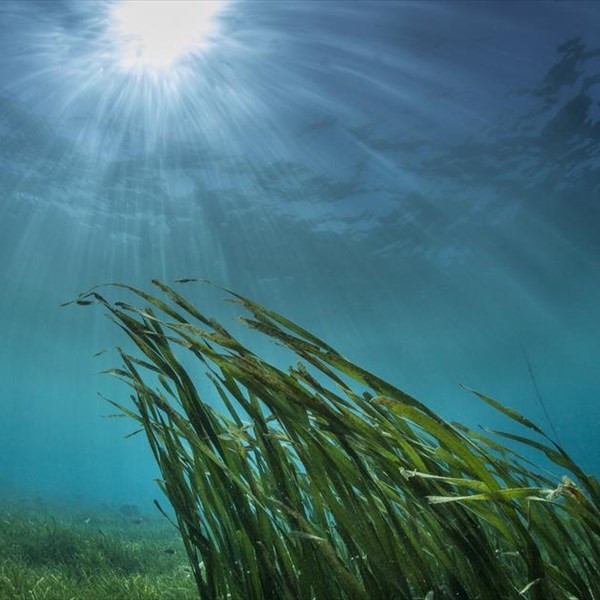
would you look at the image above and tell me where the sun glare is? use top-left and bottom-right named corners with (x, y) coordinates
top-left (110, 0), bottom-right (225, 72)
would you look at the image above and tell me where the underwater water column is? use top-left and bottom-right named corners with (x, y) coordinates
top-left (0, 0), bottom-right (599, 597)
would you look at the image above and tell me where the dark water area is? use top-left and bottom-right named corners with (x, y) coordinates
top-left (0, 0), bottom-right (599, 511)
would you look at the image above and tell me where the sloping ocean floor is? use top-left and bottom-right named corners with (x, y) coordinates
top-left (0, 496), bottom-right (197, 599)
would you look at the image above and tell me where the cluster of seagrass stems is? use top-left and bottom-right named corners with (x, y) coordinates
top-left (65, 279), bottom-right (600, 600)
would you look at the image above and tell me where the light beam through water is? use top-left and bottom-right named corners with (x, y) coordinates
top-left (110, 0), bottom-right (225, 72)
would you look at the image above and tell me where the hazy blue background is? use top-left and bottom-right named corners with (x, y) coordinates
top-left (0, 0), bottom-right (599, 509)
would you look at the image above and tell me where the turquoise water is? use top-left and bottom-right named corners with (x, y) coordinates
top-left (0, 0), bottom-right (599, 511)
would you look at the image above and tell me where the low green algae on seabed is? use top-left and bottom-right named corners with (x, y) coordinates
top-left (65, 279), bottom-right (600, 600)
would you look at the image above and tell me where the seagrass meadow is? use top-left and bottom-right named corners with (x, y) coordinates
top-left (0, 506), bottom-right (198, 600)
top-left (62, 279), bottom-right (600, 599)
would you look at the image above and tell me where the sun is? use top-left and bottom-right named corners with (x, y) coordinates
top-left (110, 0), bottom-right (226, 72)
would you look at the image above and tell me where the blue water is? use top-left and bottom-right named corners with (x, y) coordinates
top-left (0, 0), bottom-right (599, 510)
